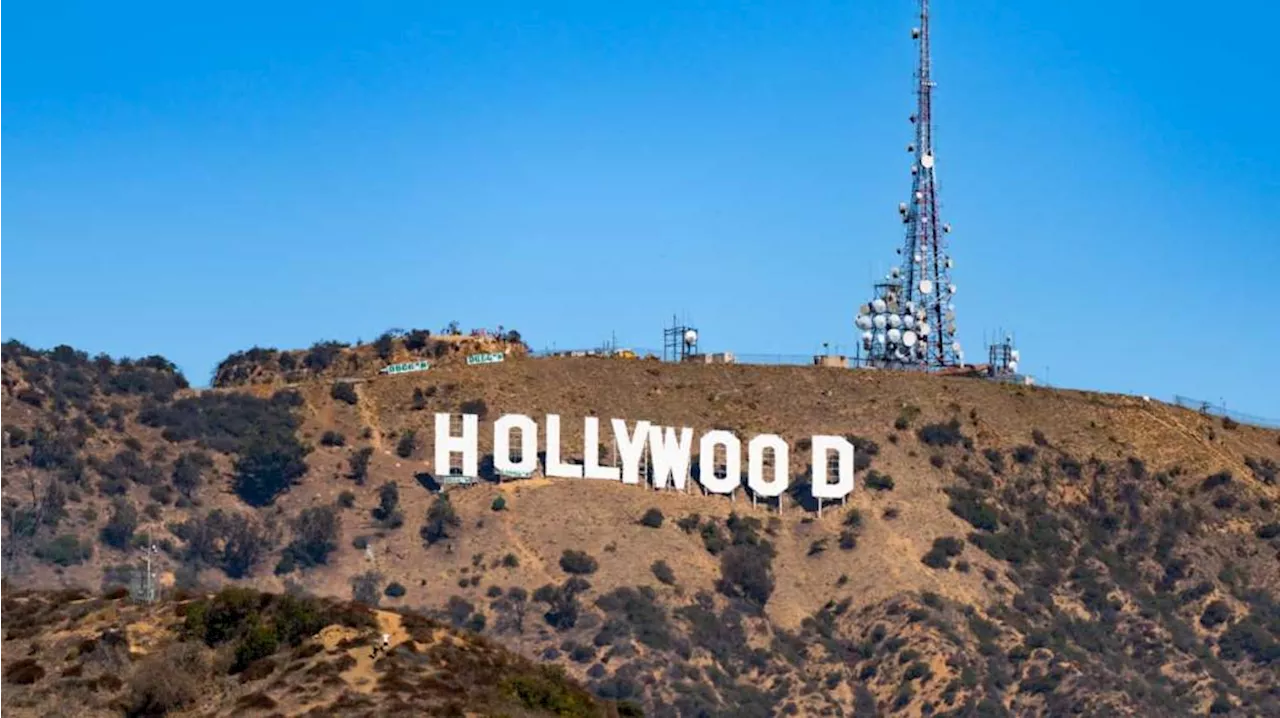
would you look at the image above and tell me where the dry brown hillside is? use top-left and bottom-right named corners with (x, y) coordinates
top-left (3, 340), bottom-right (1279, 717)
top-left (1, 586), bottom-right (625, 717)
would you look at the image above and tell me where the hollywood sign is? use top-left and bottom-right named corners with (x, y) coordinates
top-left (432, 413), bottom-right (856, 501)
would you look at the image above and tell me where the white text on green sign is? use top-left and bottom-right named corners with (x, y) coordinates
top-left (467, 352), bottom-right (505, 366)
top-left (381, 360), bottom-right (431, 375)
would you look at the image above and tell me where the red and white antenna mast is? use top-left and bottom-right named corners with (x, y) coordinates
top-left (856, 0), bottom-right (962, 369)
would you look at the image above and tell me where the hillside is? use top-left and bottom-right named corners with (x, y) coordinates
top-left (1, 586), bottom-right (626, 717)
top-left (3, 339), bottom-right (1279, 717)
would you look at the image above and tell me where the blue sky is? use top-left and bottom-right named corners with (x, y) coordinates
top-left (4, 1), bottom-right (1278, 417)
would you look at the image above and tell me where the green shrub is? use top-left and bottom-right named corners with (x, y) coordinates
top-left (385, 582), bottom-right (406, 598)
top-left (865, 471), bottom-right (895, 491)
top-left (320, 431), bottom-right (346, 447)
top-left (36, 534), bottom-right (93, 566)
top-left (640, 508), bottom-right (664, 528)
top-left (652, 560), bottom-right (676, 585)
top-left (560, 550), bottom-right (598, 575)
top-left (917, 419), bottom-right (965, 447)
top-left (396, 430), bottom-right (417, 459)
top-left (330, 383), bottom-right (360, 406)
top-left (492, 496), bottom-right (508, 512)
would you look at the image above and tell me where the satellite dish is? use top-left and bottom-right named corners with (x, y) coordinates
top-left (1011, 349), bottom-right (1021, 361)
top-left (948, 284), bottom-right (957, 294)
top-left (873, 314), bottom-right (888, 330)
top-left (898, 202), bottom-right (908, 214)
top-left (951, 341), bottom-right (962, 353)
top-left (913, 253), bottom-right (923, 263)
top-left (919, 279), bottom-right (933, 294)
top-left (915, 191), bottom-right (924, 202)
top-left (911, 27), bottom-right (920, 39)
top-left (855, 315), bottom-right (871, 330)
top-left (902, 330), bottom-right (918, 347)
top-left (875, 332), bottom-right (887, 345)
top-left (888, 314), bottom-right (902, 328)
top-left (858, 303), bottom-right (871, 316)
top-left (887, 328), bottom-right (902, 344)
top-left (921, 153), bottom-right (935, 169)
top-left (683, 329), bottom-right (698, 346)
top-left (903, 315), bottom-right (916, 329)
top-left (1009, 361), bottom-right (1019, 373)
top-left (891, 266), bottom-right (901, 278)
top-left (872, 298), bottom-right (887, 313)
top-left (911, 165), bottom-right (919, 175)
top-left (945, 258), bottom-right (953, 268)
top-left (907, 143), bottom-right (915, 153)
top-left (861, 331), bottom-right (873, 343)
top-left (943, 223), bottom-right (952, 233)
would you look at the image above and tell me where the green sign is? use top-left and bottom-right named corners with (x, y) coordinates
top-left (441, 475), bottom-right (477, 486)
top-left (466, 352), bottom-right (505, 366)
top-left (499, 469), bottom-right (533, 479)
top-left (380, 360), bottom-right (431, 375)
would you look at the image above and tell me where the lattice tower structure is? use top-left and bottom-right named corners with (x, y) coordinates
top-left (856, 0), bottom-right (963, 369)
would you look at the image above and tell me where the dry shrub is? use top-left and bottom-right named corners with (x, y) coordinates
top-left (4, 658), bottom-right (46, 685)
top-left (127, 642), bottom-right (207, 716)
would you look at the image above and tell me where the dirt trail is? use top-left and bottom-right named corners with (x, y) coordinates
top-left (355, 383), bottom-right (384, 452)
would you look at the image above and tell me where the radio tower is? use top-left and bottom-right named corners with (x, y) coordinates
top-left (856, 0), bottom-right (963, 369)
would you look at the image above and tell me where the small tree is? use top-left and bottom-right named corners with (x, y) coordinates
top-left (331, 382), bottom-right (359, 406)
top-left (491, 496), bottom-right (507, 512)
top-left (351, 570), bottom-right (384, 606)
top-left (172, 451), bottom-right (213, 498)
top-left (348, 447), bottom-right (374, 485)
top-left (421, 494), bottom-right (460, 545)
top-left (559, 549), bottom-right (598, 575)
top-left (640, 508), bottom-right (664, 528)
top-left (232, 435), bottom-right (309, 507)
top-left (372, 482), bottom-right (403, 528)
top-left (396, 430), bottom-right (417, 459)
top-left (100, 499), bottom-right (138, 549)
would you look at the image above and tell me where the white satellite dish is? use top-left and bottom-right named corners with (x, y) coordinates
top-left (944, 258), bottom-right (953, 268)
top-left (951, 341), bottom-right (962, 353)
top-left (855, 315), bottom-right (872, 330)
top-left (684, 329), bottom-right (698, 346)
top-left (861, 330), bottom-right (873, 343)
top-left (875, 332), bottom-right (887, 345)
top-left (902, 330), bottom-right (918, 347)
top-left (887, 328), bottom-right (902, 344)
top-left (891, 266), bottom-right (901, 278)
top-left (898, 202), bottom-right (908, 214)
top-left (1011, 349), bottom-right (1021, 361)
top-left (921, 153), bottom-right (935, 169)
top-left (915, 191), bottom-right (924, 202)
top-left (911, 165), bottom-right (919, 175)
top-left (873, 314), bottom-right (888, 330)
top-left (888, 314), bottom-right (902, 328)
top-left (872, 298), bottom-right (887, 313)
top-left (1009, 361), bottom-right (1019, 373)
top-left (903, 314), bottom-right (916, 329)
top-left (911, 27), bottom-right (920, 39)
top-left (919, 279), bottom-right (934, 294)
top-left (943, 223), bottom-right (952, 233)
top-left (858, 303), bottom-right (871, 316)
top-left (913, 253), bottom-right (922, 264)
top-left (948, 284), bottom-right (957, 294)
